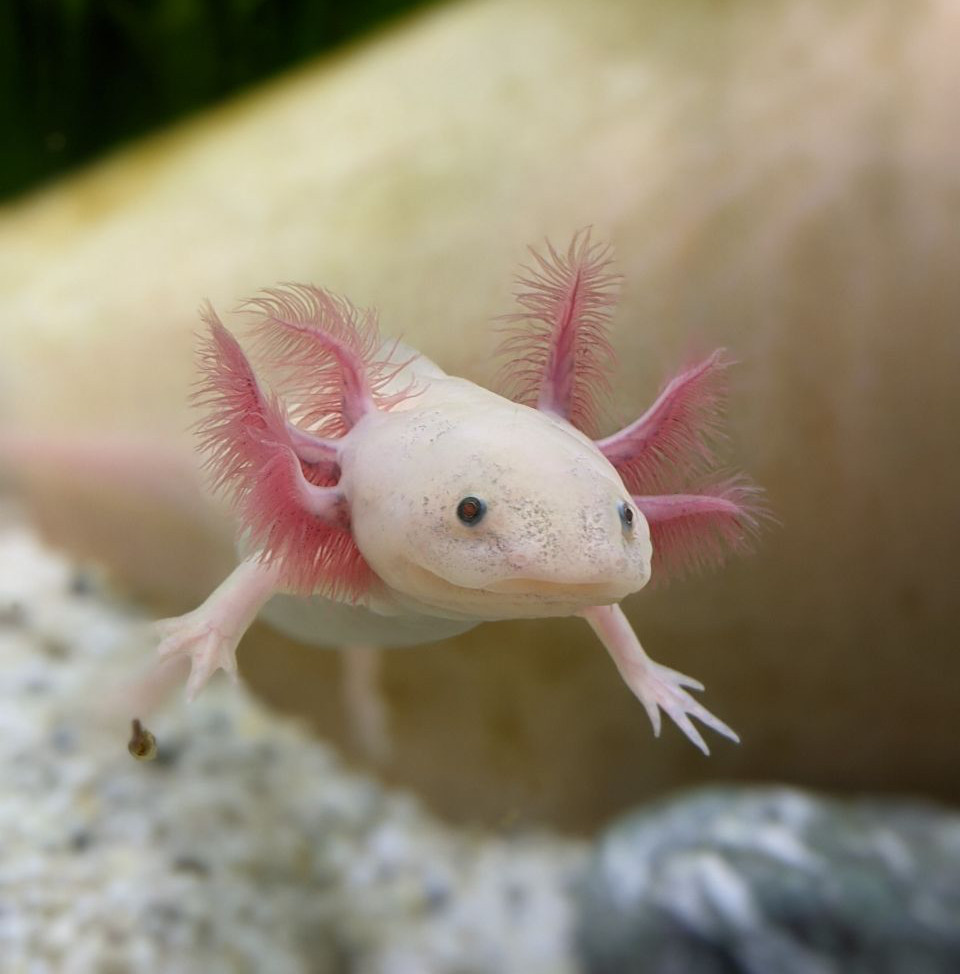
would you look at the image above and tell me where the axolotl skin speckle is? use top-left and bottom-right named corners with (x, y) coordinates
top-left (155, 231), bottom-right (765, 754)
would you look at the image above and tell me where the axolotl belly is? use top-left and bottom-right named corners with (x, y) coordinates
top-left (155, 231), bottom-right (764, 754)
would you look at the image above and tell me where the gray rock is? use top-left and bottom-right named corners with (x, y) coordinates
top-left (577, 787), bottom-right (960, 974)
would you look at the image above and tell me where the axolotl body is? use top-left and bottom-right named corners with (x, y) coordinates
top-left (157, 231), bottom-right (763, 754)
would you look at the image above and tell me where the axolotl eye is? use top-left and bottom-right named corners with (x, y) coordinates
top-left (619, 500), bottom-right (635, 531)
top-left (456, 496), bottom-right (486, 525)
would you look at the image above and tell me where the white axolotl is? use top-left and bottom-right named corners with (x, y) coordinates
top-left (155, 230), bottom-right (763, 754)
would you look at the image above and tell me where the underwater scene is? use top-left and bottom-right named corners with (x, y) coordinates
top-left (1, 0), bottom-right (959, 971)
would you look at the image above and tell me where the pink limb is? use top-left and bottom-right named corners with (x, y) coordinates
top-left (156, 558), bottom-right (283, 701)
top-left (340, 645), bottom-right (391, 763)
top-left (595, 350), bottom-right (731, 492)
top-left (578, 603), bottom-right (739, 755)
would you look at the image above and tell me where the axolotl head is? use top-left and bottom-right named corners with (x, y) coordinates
top-left (340, 381), bottom-right (652, 621)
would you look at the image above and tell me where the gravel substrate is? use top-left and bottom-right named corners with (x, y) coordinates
top-left (0, 524), bottom-right (584, 974)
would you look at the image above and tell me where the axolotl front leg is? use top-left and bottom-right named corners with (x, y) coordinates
top-left (155, 557), bottom-right (281, 700)
top-left (579, 604), bottom-right (738, 755)
top-left (154, 557), bottom-right (392, 756)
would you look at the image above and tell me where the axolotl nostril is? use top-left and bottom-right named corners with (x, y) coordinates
top-left (155, 230), bottom-right (766, 754)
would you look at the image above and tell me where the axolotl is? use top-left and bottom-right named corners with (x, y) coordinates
top-left (155, 231), bottom-right (763, 754)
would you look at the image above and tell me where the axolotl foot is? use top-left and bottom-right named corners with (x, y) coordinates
top-left (155, 558), bottom-right (282, 701)
top-left (155, 612), bottom-right (242, 701)
top-left (579, 603), bottom-right (739, 755)
top-left (628, 658), bottom-right (739, 755)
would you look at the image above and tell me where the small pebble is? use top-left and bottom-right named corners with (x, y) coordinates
top-left (127, 719), bottom-right (157, 761)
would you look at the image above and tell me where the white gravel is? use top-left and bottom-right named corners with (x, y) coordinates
top-left (0, 523), bottom-right (585, 974)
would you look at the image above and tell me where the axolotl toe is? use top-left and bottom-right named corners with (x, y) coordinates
top-left (154, 231), bottom-right (765, 754)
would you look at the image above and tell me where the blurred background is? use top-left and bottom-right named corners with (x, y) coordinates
top-left (2, 0), bottom-right (959, 836)
top-left (1, 0), bottom-right (437, 200)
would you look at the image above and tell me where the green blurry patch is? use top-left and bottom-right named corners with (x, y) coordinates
top-left (0, 0), bottom-right (436, 201)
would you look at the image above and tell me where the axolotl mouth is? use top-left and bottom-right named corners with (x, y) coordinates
top-left (481, 576), bottom-right (634, 598)
top-left (389, 561), bottom-right (649, 622)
